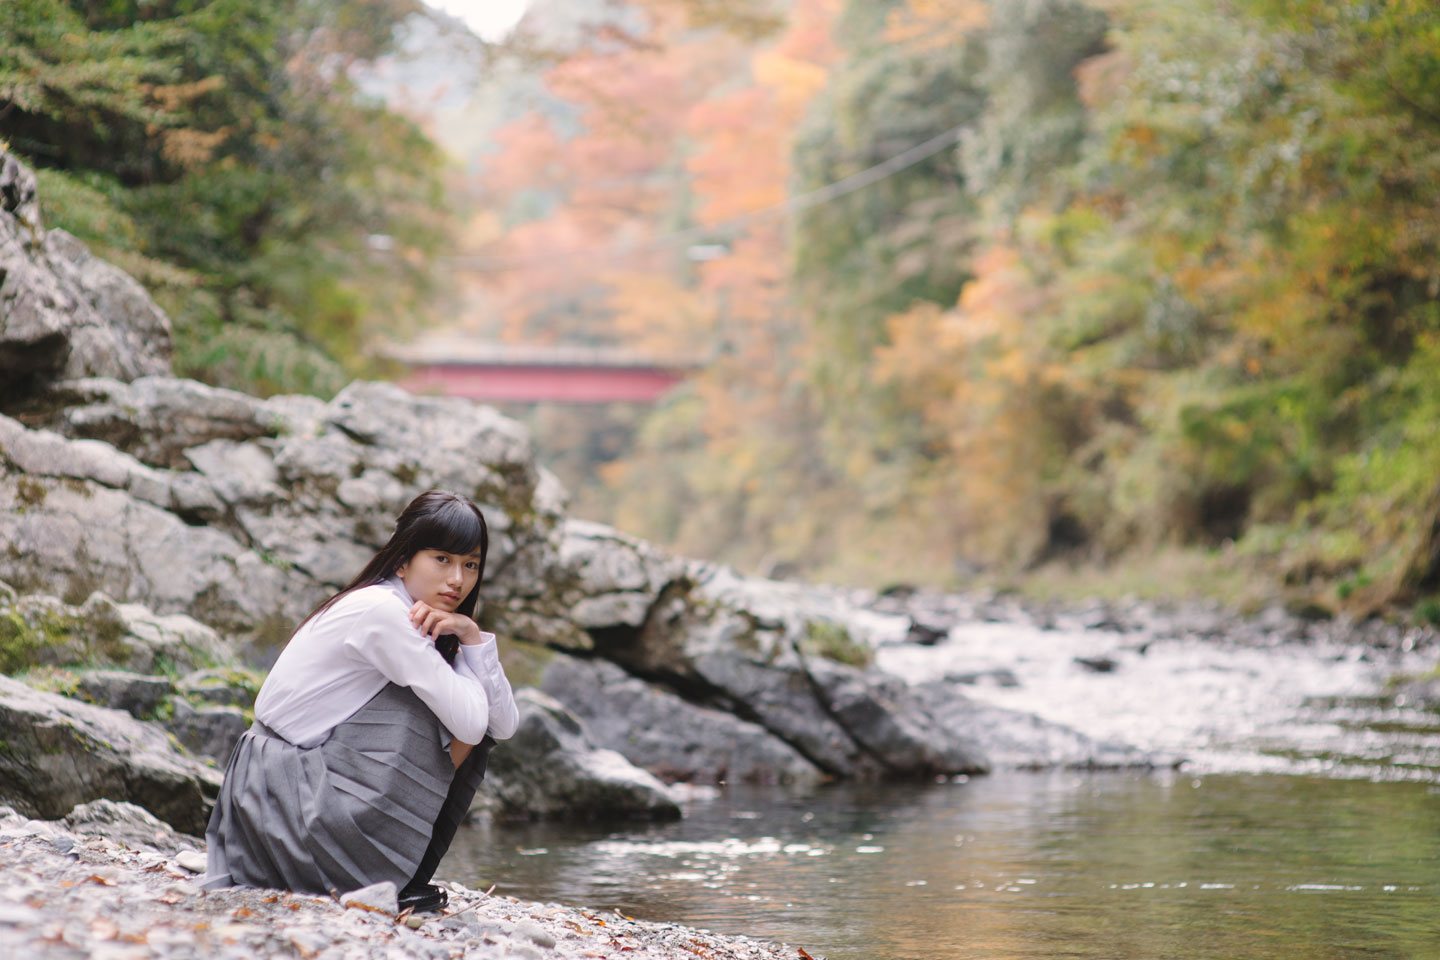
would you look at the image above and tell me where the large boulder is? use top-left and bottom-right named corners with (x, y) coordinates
top-left (540, 654), bottom-right (823, 785)
top-left (478, 689), bottom-right (681, 821)
top-left (0, 378), bottom-right (567, 648)
top-left (0, 148), bottom-right (171, 407)
top-left (0, 675), bottom-right (222, 835)
top-left (547, 521), bottom-right (990, 779)
top-left (0, 582), bottom-right (226, 676)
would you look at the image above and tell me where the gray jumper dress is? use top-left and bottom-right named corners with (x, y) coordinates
top-left (200, 682), bottom-right (492, 895)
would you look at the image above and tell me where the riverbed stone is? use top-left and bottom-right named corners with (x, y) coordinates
top-left (166, 699), bottom-right (248, 763)
top-left (479, 689), bottom-right (680, 821)
top-left (910, 680), bottom-right (1164, 769)
top-left (800, 655), bottom-right (989, 777)
top-left (74, 670), bottom-right (174, 718)
top-left (540, 654), bottom-right (823, 785)
top-left (0, 675), bottom-right (221, 834)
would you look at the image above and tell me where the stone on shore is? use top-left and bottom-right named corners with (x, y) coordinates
top-left (340, 881), bottom-right (399, 914)
top-left (0, 675), bottom-right (222, 835)
top-left (74, 669), bottom-right (174, 718)
top-left (64, 798), bottom-right (197, 857)
top-left (541, 654), bottom-right (825, 785)
top-left (479, 689), bottom-right (681, 821)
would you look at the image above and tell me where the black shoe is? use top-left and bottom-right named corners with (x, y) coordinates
top-left (398, 882), bottom-right (448, 914)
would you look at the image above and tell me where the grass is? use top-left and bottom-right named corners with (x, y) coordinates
top-left (986, 546), bottom-right (1285, 616)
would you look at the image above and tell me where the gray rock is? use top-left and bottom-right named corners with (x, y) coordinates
top-left (0, 676), bottom-right (222, 834)
top-left (0, 149), bottom-right (171, 408)
top-left (340, 880), bottom-right (398, 914)
top-left (54, 376), bottom-right (281, 470)
top-left (0, 584), bottom-right (225, 676)
top-left (540, 655), bottom-right (822, 785)
top-left (64, 798), bottom-right (196, 855)
top-left (75, 670), bottom-right (174, 718)
top-left (801, 656), bottom-right (988, 777)
top-left (175, 849), bottom-right (207, 873)
top-left (911, 681), bottom-right (1165, 770)
top-left (944, 667), bottom-right (1021, 687)
top-left (166, 699), bottom-right (248, 763)
top-left (515, 919), bottom-right (557, 948)
top-left (479, 689), bottom-right (680, 822)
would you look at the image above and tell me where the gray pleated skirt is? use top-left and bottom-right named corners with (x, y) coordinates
top-left (200, 682), bottom-right (488, 896)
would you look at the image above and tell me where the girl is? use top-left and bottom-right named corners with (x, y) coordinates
top-left (201, 490), bottom-right (520, 912)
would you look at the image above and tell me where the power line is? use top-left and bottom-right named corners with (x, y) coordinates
top-left (442, 122), bottom-right (968, 271)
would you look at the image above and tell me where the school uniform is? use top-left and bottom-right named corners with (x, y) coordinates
top-left (200, 576), bottom-right (518, 895)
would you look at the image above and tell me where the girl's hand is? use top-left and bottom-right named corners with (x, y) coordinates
top-left (409, 601), bottom-right (484, 646)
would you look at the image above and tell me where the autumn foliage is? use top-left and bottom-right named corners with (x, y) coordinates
top-left (472, 0), bottom-right (1440, 611)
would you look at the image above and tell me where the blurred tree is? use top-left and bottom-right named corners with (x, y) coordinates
top-left (1, 0), bottom-right (449, 396)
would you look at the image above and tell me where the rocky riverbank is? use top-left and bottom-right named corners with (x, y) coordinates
top-left (0, 801), bottom-right (813, 960)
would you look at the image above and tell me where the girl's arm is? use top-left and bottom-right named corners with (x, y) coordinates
top-left (409, 601), bottom-right (520, 742)
top-left (341, 600), bottom-right (492, 745)
top-left (453, 636), bottom-right (520, 740)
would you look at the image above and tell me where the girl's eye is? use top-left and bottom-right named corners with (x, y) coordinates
top-left (465, 561), bottom-right (479, 570)
top-left (435, 554), bottom-right (449, 563)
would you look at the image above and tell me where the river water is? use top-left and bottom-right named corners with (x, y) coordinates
top-left (450, 772), bottom-right (1440, 959)
top-left (450, 617), bottom-right (1440, 958)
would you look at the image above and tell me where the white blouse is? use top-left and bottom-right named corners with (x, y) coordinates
top-left (253, 576), bottom-right (520, 749)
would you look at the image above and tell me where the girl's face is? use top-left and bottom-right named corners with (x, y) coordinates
top-left (395, 548), bottom-right (483, 611)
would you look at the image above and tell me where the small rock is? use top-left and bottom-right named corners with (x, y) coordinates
top-left (515, 919), bottom-right (557, 948)
top-left (944, 667), bottom-right (1020, 688)
top-left (340, 880), bottom-right (398, 914)
top-left (0, 903), bottom-right (43, 925)
top-left (174, 850), bottom-right (207, 873)
top-left (49, 834), bottom-right (76, 853)
top-left (284, 927), bottom-right (331, 957)
top-left (1073, 655), bottom-right (1118, 673)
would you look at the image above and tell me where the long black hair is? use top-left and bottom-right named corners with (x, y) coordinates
top-left (299, 490), bottom-right (489, 663)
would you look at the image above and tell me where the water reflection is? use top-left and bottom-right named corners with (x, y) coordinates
top-left (447, 772), bottom-right (1440, 959)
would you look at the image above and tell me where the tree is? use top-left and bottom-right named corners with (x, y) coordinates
top-left (1, 0), bottom-right (450, 396)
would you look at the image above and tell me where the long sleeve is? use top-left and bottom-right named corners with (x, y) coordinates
top-left (453, 635), bottom-right (520, 741)
top-left (340, 599), bottom-right (492, 745)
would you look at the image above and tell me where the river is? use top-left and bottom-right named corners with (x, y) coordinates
top-left (450, 614), bottom-right (1440, 959)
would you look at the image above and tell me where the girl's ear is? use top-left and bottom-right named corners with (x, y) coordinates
top-left (395, 559), bottom-right (409, 581)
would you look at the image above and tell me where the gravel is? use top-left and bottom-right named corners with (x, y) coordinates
top-left (0, 804), bottom-right (817, 960)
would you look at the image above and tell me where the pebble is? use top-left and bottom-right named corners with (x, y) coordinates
top-left (174, 850), bottom-right (207, 873)
top-left (515, 919), bottom-right (557, 948)
top-left (339, 880), bottom-right (398, 914)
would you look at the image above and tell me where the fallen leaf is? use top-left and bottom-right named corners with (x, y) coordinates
top-left (798, 949), bottom-right (815, 960)
top-left (91, 919), bottom-right (118, 940)
top-left (86, 874), bottom-right (116, 887)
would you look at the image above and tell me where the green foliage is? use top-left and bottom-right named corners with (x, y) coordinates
top-left (0, 610), bottom-right (42, 675)
top-left (804, 619), bottom-right (872, 669)
top-left (2, 0), bottom-right (451, 397)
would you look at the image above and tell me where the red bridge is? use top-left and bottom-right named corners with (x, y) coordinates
top-left (387, 338), bottom-right (700, 404)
